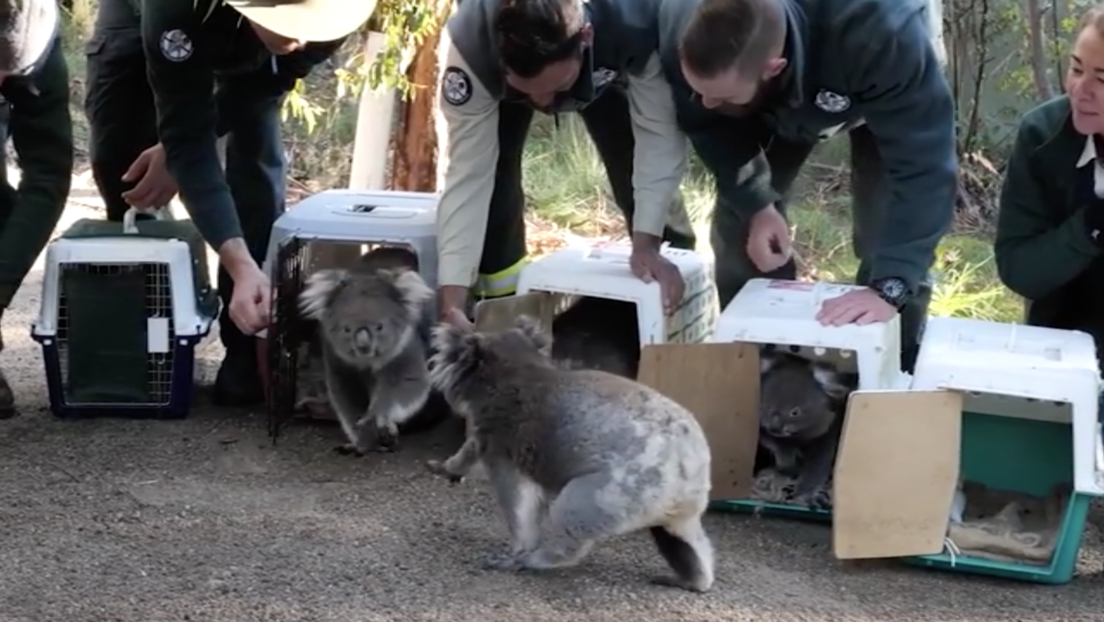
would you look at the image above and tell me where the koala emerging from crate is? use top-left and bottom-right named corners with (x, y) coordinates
top-left (756, 350), bottom-right (858, 510)
top-left (297, 246), bottom-right (440, 454)
top-left (424, 315), bottom-right (715, 593)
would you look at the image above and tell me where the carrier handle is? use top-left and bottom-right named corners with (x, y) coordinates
top-left (122, 205), bottom-right (175, 234)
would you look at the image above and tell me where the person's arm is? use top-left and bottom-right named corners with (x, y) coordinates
top-left (849, 11), bottom-right (957, 294)
top-left (139, 1), bottom-right (246, 265)
top-left (0, 38), bottom-right (72, 308)
top-left (994, 118), bottom-right (1102, 300)
top-left (626, 52), bottom-right (688, 240)
top-left (436, 42), bottom-right (501, 290)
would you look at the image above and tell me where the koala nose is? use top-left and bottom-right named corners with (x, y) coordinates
top-left (766, 418), bottom-right (786, 436)
top-left (353, 328), bottom-right (372, 352)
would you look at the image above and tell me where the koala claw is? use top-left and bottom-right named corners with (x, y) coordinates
top-left (480, 551), bottom-right (524, 572)
top-left (374, 425), bottom-right (399, 452)
top-left (333, 443), bottom-right (365, 457)
top-left (426, 460), bottom-right (464, 484)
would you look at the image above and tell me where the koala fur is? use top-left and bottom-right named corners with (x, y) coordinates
top-left (757, 350), bottom-right (858, 509)
top-left (425, 315), bottom-right (715, 593)
top-left (297, 246), bottom-right (440, 454)
top-left (550, 296), bottom-right (640, 379)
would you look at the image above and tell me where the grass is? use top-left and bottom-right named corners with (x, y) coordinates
top-left (54, 5), bottom-right (1023, 324)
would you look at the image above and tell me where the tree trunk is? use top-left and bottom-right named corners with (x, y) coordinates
top-left (1025, 0), bottom-right (1054, 101)
top-left (388, 0), bottom-right (454, 192)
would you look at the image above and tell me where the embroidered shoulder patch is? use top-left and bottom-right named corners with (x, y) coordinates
top-left (159, 29), bottom-right (193, 62)
top-left (814, 89), bottom-right (850, 113)
top-left (442, 67), bottom-right (473, 106)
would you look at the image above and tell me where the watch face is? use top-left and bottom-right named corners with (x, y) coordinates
top-left (881, 279), bottom-right (906, 299)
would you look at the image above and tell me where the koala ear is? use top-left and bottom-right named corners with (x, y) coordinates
top-left (298, 268), bottom-right (349, 320)
top-left (428, 321), bottom-right (484, 392)
top-left (513, 314), bottom-right (552, 355)
top-left (759, 348), bottom-right (781, 374)
top-left (812, 362), bottom-right (856, 401)
top-left (387, 268), bottom-right (434, 318)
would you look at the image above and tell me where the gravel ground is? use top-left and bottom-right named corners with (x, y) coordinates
top-left (1, 185), bottom-right (1103, 622)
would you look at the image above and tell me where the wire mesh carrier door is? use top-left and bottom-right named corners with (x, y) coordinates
top-left (267, 237), bottom-right (310, 440)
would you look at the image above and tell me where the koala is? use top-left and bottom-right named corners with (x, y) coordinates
top-left (550, 296), bottom-right (640, 379)
top-left (424, 315), bottom-right (715, 593)
top-left (297, 246), bottom-right (438, 454)
top-left (758, 350), bottom-right (858, 509)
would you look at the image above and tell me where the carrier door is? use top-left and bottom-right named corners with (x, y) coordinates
top-left (832, 389), bottom-right (963, 559)
top-left (638, 343), bottom-right (760, 501)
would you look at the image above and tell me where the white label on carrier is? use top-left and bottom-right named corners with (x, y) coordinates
top-left (147, 318), bottom-right (171, 354)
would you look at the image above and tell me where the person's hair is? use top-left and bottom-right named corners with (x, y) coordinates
top-left (1080, 2), bottom-right (1104, 36)
top-left (678, 0), bottom-right (786, 79)
top-left (495, 0), bottom-right (587, 78)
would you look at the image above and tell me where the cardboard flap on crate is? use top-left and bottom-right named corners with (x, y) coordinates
top-left (832, 389), bottom-right (962, 560)
top-left (638, 343), bottom-right (760, 501)
top-left (474, 293), bottom-right (554, 333)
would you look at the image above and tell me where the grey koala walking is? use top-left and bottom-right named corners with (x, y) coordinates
top-left (425, 315), bottom-right (715, 593)
top-left (757, 350), bottom-right (858, 509)
top-left (297, 246), bottom-right (437, 454)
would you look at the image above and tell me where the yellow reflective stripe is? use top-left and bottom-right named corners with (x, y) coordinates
top-left (474, 258), bottom-right (527, 298)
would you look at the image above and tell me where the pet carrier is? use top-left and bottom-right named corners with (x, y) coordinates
top-left (680, 278), bottom-right (907, 520)
top-left (258, 189), bottom-right (438, 439)
top-left (31, 207), bottom-right (218, 419)
top-left (515, 240), bottom-right (719, 346)
top-left (848, 316), bottom-right (1102, 584)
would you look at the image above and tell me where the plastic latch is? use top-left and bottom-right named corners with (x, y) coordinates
top-left (349, 204), bottom-right (378, 213)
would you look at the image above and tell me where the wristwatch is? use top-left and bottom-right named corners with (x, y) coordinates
top-left (870, 277), bottom-right (911, 310)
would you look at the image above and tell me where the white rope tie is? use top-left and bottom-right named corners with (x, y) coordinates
top-left (943, 537), bottom-right (962, 568)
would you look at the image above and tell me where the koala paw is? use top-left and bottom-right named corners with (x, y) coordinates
top-left (374, 423), bottom-right (399, 452)
top-left (480, 551), bottom-right (524, 572)
top-left (426, 460), bottom-right (464, 485)
top-left (333, 443), bottom-right (365, 457)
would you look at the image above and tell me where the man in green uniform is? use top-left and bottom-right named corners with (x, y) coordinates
top-left (660, 0), bottom-right (955, 371)
top-left (995, 2), bottom-right (1104, 370)
top-left (84, 0), bottom-right (374, 406)
top-left (0, 0), bottom-right (74, 418)
top-left (436, 0), bottom-right (698, 326)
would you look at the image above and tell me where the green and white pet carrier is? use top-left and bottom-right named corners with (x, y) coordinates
top-left (31, 207), bottom-right (218, 419)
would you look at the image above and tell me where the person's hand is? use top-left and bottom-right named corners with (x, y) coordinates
top-left (438, 285), bottom-right (474, 329)
top-left (816, 288), bottom-right (897, 326)
top-left (746, 205), bottom-right (792, 273)
top-left (630, 232), bottom-right (685, 315)
top-left (121, 143), bottom-right (178, 210)
top-left (228, 262), bottom-right (272, 335)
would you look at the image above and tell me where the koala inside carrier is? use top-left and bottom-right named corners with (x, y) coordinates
top-left (264, 239), bottom-right (433, 440)
top-left (31, 216), bottom-right (218, 419)
top-left (260, 189), bottom-right (440, 441)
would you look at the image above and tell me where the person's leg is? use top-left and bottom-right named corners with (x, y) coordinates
top-left (577, 87), bottom-right (696, 250)
top-left (0, 97), bottom-right (12, 419)
top-left (84, 0), bottom-right (158, 222)
top-left (848, 124), bottom-right (932, 373)
top-left (710, 137), bottom-right (817, 308)
top-left (210, 73), bottom-right (288, 406)
top-left (473, 101), bottom-right (535, 299)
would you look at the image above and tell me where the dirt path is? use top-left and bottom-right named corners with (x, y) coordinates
top-left (1, 183), bottom-right (1102, 622)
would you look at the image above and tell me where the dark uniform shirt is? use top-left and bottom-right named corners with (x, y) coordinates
top-left (658, 0), bottom-right (956, 293)
top-left (995, 95), bottom-right (1104, 366)
top-left (138, 0), bottom-right (343, 249)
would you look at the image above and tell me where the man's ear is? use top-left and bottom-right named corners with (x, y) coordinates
top-left (579, 22), bottom-right (594, 46)
top-left (762, 57), bottom-right (787, 80)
